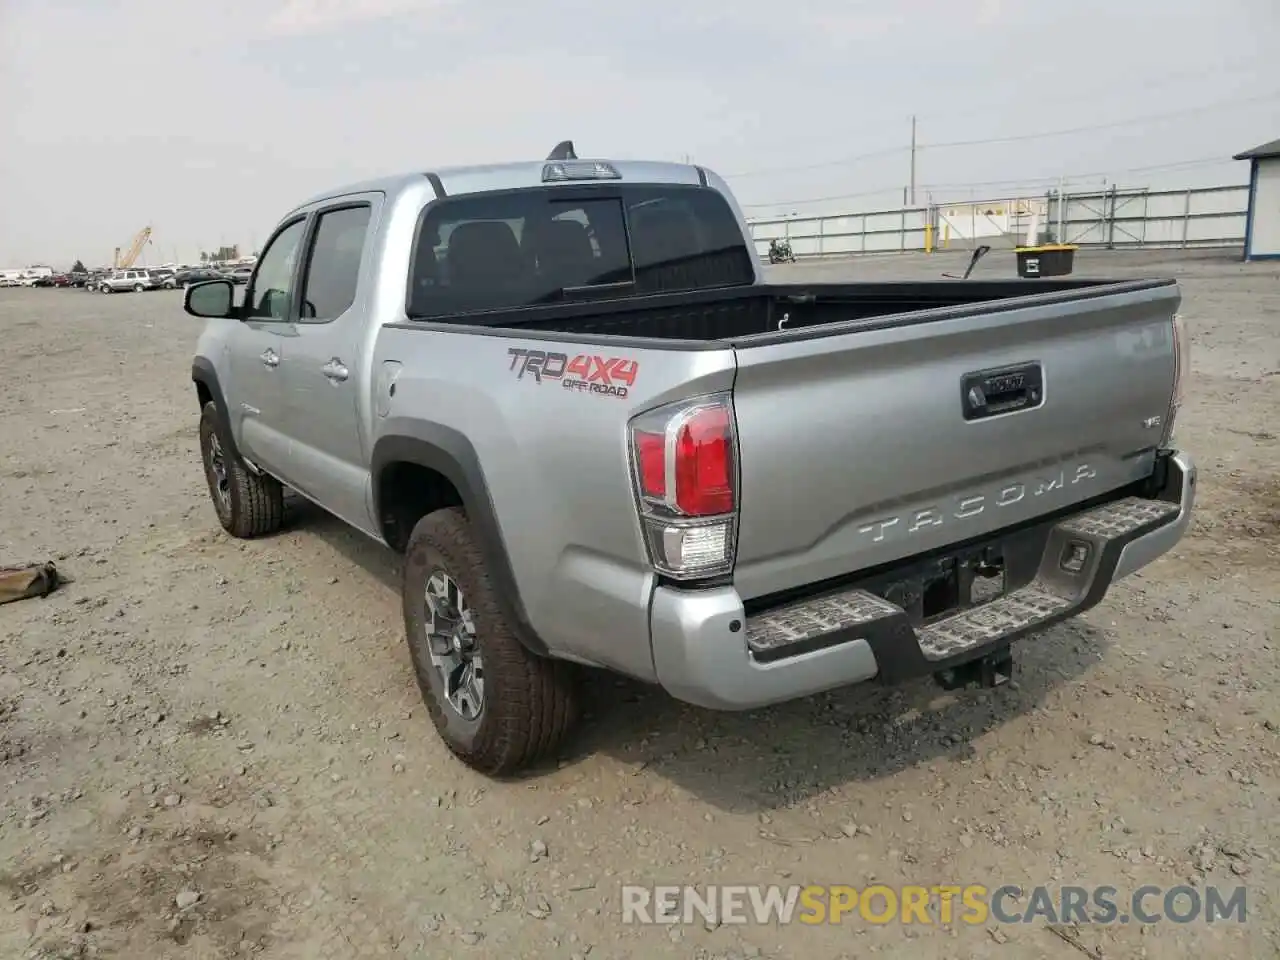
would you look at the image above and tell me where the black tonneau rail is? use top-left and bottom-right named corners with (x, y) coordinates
top-left (391, 278), bottom-right (1177, 347)
top-left (733, 277), bottom-right (1177, 347)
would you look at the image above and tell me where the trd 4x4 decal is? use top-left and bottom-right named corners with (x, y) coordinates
top-left (507, 348), bottom-right (638, 399)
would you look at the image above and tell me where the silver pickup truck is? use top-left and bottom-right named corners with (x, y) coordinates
top-left (185, 144), bottom-right (1195, 775)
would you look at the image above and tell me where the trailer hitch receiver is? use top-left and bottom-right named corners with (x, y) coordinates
top-left (933, 646), bottom-right (1015, 691)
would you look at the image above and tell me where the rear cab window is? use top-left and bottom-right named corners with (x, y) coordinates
top-left (406, 184), bottom-right (754, 320)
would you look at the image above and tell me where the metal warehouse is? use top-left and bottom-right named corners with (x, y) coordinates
top-left (1234, 137), bottom-right (1280, 261)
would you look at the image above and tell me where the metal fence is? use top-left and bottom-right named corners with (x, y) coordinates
top-left (746, 183), bottom-right (1249, 258)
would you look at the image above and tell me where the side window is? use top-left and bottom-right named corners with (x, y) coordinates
top-left (299, 205), bottom-right (372, 322)
top-left (247, 219), bottom-right (307, 320)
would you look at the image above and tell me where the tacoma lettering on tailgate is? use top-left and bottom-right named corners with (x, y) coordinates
top-left (857, 463), bottom-right (1099, 543)
top-left (506, 348), bottom-right (638, 399)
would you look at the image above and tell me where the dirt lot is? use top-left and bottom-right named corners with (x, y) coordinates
top-left (1, 249), bottom-right (1277, 960)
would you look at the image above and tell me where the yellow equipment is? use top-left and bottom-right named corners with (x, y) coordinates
top-left (113, 227), bottom-right (153, 269)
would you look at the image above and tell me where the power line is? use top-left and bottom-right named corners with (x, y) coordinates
top-left (739, 184), bottom-right (902, 209)
top-left (908, 50), bottom-right (1277, 126)
top-left (738, 155), bottom-right (1237, 210)
top-left (723, 144), bottom-right (908, 180)
top-left (920, 91), bottom-right (1280, 150)
top-left (919, 156), bottom-right (1235, 192)
top-left (722, 88), bottom-right (1279, 180)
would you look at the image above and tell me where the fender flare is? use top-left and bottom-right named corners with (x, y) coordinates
top-left (371, 421), bottom-right (550, 657)
top-left (191, 358), bottom-right (241, 458)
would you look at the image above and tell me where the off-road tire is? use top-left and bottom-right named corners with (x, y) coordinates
top-left (198, 401), bottom-right (284, 538)
top-left (402, 507), bottom-right (579, 775)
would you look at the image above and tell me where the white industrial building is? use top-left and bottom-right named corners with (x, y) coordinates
top-left (1234, 138), bottom-right (1280, 262)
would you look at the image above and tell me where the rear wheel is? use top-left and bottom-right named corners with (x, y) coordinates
top-left (402, 507), bottom-right (579, 775)
top-left (198, 401), bottom-right (283, 538)
top-left (133, 283), bottom-right (145, 292)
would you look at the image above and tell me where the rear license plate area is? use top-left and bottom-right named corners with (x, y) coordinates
top-left (922, 561), bottom-right (960, 620)
top-left (968, 561), bottom-right (1006, 605)
top-left (881, 549), bottom-right (1007, 626)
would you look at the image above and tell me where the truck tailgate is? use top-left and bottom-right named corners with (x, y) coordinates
top-left (729, 281), bottom-right (1180, 601)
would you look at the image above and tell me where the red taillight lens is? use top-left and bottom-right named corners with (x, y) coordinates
top-left (674, 406), bottom-right (733, 516)
top-left (629, 394), bottom-right (738, 580)
top-left (635, 430), bottom-right (667, 499)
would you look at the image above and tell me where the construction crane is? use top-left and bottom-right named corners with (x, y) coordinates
top-left (113, 226), bottom-right (153, 269)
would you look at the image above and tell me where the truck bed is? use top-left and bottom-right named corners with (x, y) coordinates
top-left (414, 278), bottom-right (1175, 345)
top-left (393, 273), bottom-right (1182, 608)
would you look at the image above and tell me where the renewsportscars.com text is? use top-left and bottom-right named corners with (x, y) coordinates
top-left (621, 884), bottom-right (1247, 926)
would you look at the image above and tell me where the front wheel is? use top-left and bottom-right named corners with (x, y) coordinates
top-left (198, 402), bottom-right (283, 538)
top-left (402, 507), bottom-right (579, 775)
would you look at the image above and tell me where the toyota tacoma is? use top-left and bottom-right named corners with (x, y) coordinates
top-left (184, 143), bottom-right (1195, 774)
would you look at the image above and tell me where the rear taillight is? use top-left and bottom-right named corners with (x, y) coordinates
top-left (629, 394), bottom-right (738, 580)
top-left (1161, 313), bottom-right (1189, 448)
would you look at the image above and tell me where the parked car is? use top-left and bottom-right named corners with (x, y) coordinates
top-left (99, 269), bottom-right (157, 293)
top-left (176, 267), bottom-right (226, 286)
top-left (147, 268), bottom-right (179, 289)
top-left (224, 266), bottom-right (253, 285)
top-left (184, 150), bottom-right (1195, 776)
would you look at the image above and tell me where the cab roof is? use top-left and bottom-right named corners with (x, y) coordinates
top-left (294, 158), bottom-right (712, 213)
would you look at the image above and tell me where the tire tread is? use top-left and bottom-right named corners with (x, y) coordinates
top-left (199, 402), bottom-right (284, 539)
top-left (404, 507), bottom-right (577, 775)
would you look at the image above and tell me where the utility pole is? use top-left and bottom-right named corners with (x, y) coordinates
top-left (1056, 174), bottom-right (1065, 243)
top-left (909, 115), bottom-right (917, 207)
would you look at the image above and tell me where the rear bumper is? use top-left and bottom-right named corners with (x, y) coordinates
top-left (651, 449), bottom-right (1195, 710)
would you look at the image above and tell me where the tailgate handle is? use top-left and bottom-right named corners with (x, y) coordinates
top-left (961, 362), bottom-right (1043, 421)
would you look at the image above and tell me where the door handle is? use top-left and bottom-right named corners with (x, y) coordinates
top-left (322, 358), bottom-right (349, 383)
top-left (260, 349), bottom-right (280, 368)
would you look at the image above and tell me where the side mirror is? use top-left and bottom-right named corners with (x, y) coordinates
top-left (185, 279), bottom-right (235, 319)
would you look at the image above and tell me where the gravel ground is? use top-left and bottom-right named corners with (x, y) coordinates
top-left (0, 248), bottom-right (1277, 960)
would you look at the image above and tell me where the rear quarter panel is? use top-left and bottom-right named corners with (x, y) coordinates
top-left (371, 325), bottom-right (735, 681)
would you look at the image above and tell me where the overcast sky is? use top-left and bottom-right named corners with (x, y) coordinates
top-left (1, 0), bottom-right (1277, 267)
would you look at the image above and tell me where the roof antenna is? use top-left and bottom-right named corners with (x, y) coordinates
top-left (547, 140), bottom-right (577, 161)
